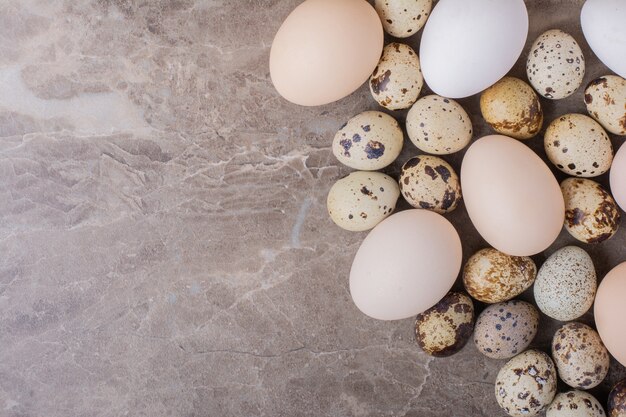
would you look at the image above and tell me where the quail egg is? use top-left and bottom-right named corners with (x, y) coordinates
top-left (374, 0), bottom-right (432, 38)
top-left (399, 155), bottom-right (461, 213)
top-left (546, 391), bottom-right (606, 417)
top-left (608, 379), bottom-right (626, 417)
top-left (370, 43), bottom-right (423, 110)
top-left (584, 75), bottom-right (626, 135)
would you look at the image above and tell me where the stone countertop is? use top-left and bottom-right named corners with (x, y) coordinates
top-left (1, 1), bottom-right (624, 416)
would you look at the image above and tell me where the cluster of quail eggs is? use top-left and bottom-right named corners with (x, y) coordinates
top-left (325, 1), bottom-right (626, 416)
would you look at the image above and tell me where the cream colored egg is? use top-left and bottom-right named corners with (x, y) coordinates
top-left (406, 95), bottom-right (473, 154)
top-left (546, 391), bottom-right (606, 417)
top-left (399, 155), bottom-right (461, 213)
top-left (527, 29), bottom-right (585, 100)
top-left (370, 43), bottom-right (423, 110)
top-left (561, 178), bottom-right (621, 244)
top-left (480, 77), bottom-right (543, 140)
top-left (534, 246), bottom-right (596, 321)
top-left (327, 171), bottom-right (400, 232)
top-left (552, 322), bottom-right (609, 390)
top-left (463, 248), bottom-right (536, 304)
top-left (495, 350), bottom-right (557, 417)
top-left (584, 75), bottom-right (626, 135)
top-left (545, 114), bottom-right (613, 177)
top-left (374, 0), bottom-right (432, 38)
top-left (332, 111), bottom-right (403, 170)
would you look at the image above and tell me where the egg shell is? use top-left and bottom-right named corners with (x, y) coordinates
top-left (527, 29), bottom-right (585, 100)
top-left (349, 209), bottom-right (462, 321)
top-left (561, 178), bottom-right (621, 244)
top-left (399, 155), bottom-right (462, 214)
top-left (608, 379), bottom-right (626, 417)
top-left (374, 0), bottom-right (432, 38)
top-left (552, 322), bottom-right (610, 390)
top-left (270, 0), bottom-right (384, 106)
top-left (480, 77), bottom-right (543, 140)
top-left (546, 391), bottom-right (606, 417)
top-left (369, 43), bottom-right (423, 110)
top-left (534, 246), bottom-right (597, 322)
top-left (581, 0), bottom-right (626, 78)
top-left (420, 0), bottom-right (528, 98)
top-left (545, 114), bottom-right (613, 177)
top-left (327, 171), bottom-right (400, 232)
top-left (594, 262), bottom-right (626, 368)
top-left (414, 292), bottom-right (474, 357)
top-left (461, 135), bottom-right (564, 256)
top-left (495, 350), bottom-right (557, 417)
top-left (584, 75), bottom-right (626, 136)
top-left (474, 300), bottom-right (539, 359)
top-left (406, 95), bottom-right (473, 154)
top-left (332, 111), bottom-right (403, 170)
top-left (611, 144), bottom-right (626, 212)
top-left (463, 248), bottom-right (536, 304)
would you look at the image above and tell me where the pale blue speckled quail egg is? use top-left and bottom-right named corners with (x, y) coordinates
top-left (374, 0), bottom-right (432, 38)
top-left (370, 43), bottom-right (423, 110)
top-left (546, 391), bottom-right (606, 417)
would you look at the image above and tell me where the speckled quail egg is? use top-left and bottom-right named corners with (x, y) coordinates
top-left (398, 155), bottom-right (461, 213)
top-left (552, 322), bottom-right (609, 390)
top-left (327, 171), bottom-right (400, 232)
top-left (561, 178), bottom-right (621, 244)
top-left (546, 391), bottom-right (606, 417)
top-left (495, 350), bottom-right (557, 417)
top-left (474, 300), bottom-right (539, 360)
top-left (370, 43), bottom-right (423, 110)
top-left (480, 77), bottom-right (543, 140)
top-left (608, 379), bottom-right (626, 417)
top-left (406, 95), bottom-right (473, 154)
top-left (545, 114), bottom-right (613, 177)
top-left (332, 111), bottom-right (403, 170)
top-left (534, 246), bottom-right (596, 322)
top-left (527, 29), bottom-right (585, 100)
top-left (374, 0), bottom-right (432, 38)
top-left (585, 75), bottom-right (626, 136)
top-left (463, 248), bottom-right (536, 304)
top-left (414, 292), bottom-right (474, 357)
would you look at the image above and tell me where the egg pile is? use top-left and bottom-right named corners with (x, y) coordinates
top-left (270, 0), bottom-right (626, 415)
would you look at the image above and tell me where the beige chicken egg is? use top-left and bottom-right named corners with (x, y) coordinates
top-left (463, 248), bottom-right (536, 303)
top-left (414, 292), bottom-right (474, 357)
top-left (561, 178), bottom-right (621, 244)
top-left (399, 155), bottom-right (462, 213)
top-left (552, 322), bottom-right (609, 390)
top-left (332, 111), bottom-right (403, 170)
top-left (327, 171), bottom-right (400, 232)
top-left (480, 77), bottom-right (543, 140)
top-left (495, 350), bottom-right (558, 417)
top-left (545, 114), bottom-right (613, 177)
top-left (584, 75), bottom-right (626, 135)
top-left (546, 391), bottom-right (606, 417)
top-left (406, 95), bottom-right (473, 154)
top-left (374, 0), bottom-right (432, 38)
top-left (370, 43), bottom-right (423, 110)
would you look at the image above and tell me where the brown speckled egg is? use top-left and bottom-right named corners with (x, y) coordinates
top-left (561, 178), bottom-right (621, 244)
top-left (463, 248), bottom-right (536, 304)
top-left (608, 379), bottom-right (626, 417)
top-left (495, 350), bottom-right (557, 417)
top-left (527, 29), bottom-right (585, 100)
top-left (474, 300), bottom-right (539, 359)
top-left (552, 322), bottom-right (609, 390)
top-left (406, 95), bottom-right (473, 154)
top-left (546, 391), bottom-right (606, 417)
top-left (545, 114), bottom-right (613, 178)
top-left (480, 77), bottom-right (543, 140)
top-left (374, 0), bottom-right (432, 38)
top-left (332, 111), bottom-right (403, 170)
top-left (585, 75), bottom-right (626, 136)
top-left (370, 43), bottom-right (423, 110)
top-left (399, 155), bottom-right (461, 213)
top-left (414, 292), bottom-right (474, 357)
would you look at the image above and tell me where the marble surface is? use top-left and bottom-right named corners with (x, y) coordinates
top-left (1, 1), bottom-right (625, 416)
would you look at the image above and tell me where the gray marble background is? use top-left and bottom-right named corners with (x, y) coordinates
top-left (1, 1), bottom-right (625, 416)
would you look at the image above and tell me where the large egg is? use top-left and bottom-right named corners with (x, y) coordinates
top-left (350, 209), bottom-right (462, 321)
top-left (610, 144), bottom-right (626, 212)
top-left (594, 262), bottom-right (626, 367)
top-left (461, 135), bottom-right (564, 256)
top-left (581, 0), bottom-right (626, 78)
top-left (269, 0), bottom-right (383, 106)
top-left (420, 0), bottom-right (528, 98)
